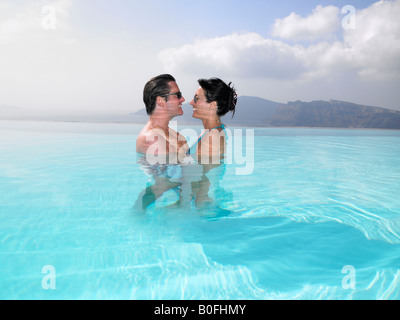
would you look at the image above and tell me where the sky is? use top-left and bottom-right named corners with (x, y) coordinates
top-left (1, 0), bottom-right (400, 118)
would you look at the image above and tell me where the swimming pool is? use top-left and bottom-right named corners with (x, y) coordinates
top-left (1, 120), bottom-right (399, 299)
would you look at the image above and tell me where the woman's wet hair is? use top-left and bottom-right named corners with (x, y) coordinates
top-left (143, 74), bottom-right (176, 115)
top-left (198, 78), bottom-right (237, 118)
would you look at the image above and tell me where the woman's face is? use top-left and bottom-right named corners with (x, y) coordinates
top-left (190, 87), bottom-right (216, 120)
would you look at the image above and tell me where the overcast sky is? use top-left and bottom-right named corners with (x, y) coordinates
top-left (1, 0), bottom-right (400, 117)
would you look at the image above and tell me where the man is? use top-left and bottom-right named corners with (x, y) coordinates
top-left (136, 74), bottom-right (189, 161)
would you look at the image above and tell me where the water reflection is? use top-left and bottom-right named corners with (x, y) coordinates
top-left (134, 154), bottom-right (233, 216)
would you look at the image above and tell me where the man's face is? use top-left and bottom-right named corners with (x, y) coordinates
top-left (165, 81), bottom-right (185, 118)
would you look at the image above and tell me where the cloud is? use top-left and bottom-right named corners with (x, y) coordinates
top-left (271, 5), bottom-right (341, 42)
top-left (0, 0), bottom-right (83, 113)
top-left (343, 0), bottom-right (400, 80)
top-left (159, 1), bottom-right (400, 83)
top-left (1, 0), bottom-right (399, 116)
top-left (0, 0), bottom-right (145, 116)
top-left (159, 33), bottom-right (307, 80)
top-left (0, 0), bottom-right (73, 44)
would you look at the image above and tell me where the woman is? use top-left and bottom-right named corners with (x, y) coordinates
top-left (184, 78), bottom-right (237, 210)
top-left (189, 78), bottom-right (237, 159)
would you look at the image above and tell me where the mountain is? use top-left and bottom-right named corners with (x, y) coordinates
top-left (130, 96), bottom-right (400, 129)
top-left (193, 96), bottom-right (282, 126)
top-left (269, 100), bottom-right (400, 129)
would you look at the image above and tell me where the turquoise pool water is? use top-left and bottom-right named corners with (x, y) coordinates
top-left (0, 120), bottom-right (399, 299)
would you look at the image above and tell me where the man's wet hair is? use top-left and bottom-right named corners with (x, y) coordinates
top-left (143, 74), bottom-right (176, 115)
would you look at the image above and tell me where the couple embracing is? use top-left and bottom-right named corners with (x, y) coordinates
top-left (136, 74), bottom-right (237, 164)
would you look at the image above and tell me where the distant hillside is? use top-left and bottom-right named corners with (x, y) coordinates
top-left (221, 96), bottom-right (282, 126)
top-left (130, 97), bottom-right (400, 129)
top-left (269, 100), bottom-right (400, 129)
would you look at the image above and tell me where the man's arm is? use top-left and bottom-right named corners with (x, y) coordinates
top-left (136, 134), bottom-right (152, 154)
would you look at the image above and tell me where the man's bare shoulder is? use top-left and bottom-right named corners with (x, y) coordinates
top-left (136, 127), bottom-right (168, 154)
